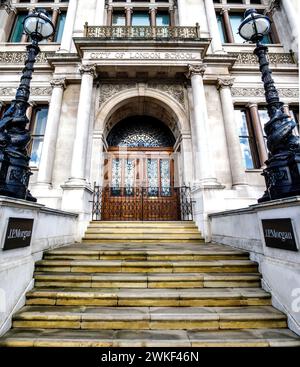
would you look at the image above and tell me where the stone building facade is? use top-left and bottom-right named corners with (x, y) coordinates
top-left (0, 0), bottom-right (298, 237)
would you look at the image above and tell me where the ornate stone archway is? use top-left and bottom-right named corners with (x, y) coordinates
top-left (90, 85), bottom-right (194, 187)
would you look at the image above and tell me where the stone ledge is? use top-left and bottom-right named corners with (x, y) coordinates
top-left (209, 196), bottom-right (300, 218)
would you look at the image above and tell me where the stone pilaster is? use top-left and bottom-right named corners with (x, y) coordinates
top-left (217, 78), bottom-right (248, 188)
top-left (186, 64), bottom-right (222, 187)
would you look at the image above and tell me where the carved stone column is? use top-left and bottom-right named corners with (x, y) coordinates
top-left (106, 5), bottom-right (113, 26)
top-left (49, 7), bottom-right (60, 42)
top-left (169, 6), bottom-right (175, 27)
top-left (204, 0), bottom-right (224, 53)
top-left (186, 64), bottom-right (221, 187)
top-left (221, 8), bottom-right (234, 43)
top-left (125, 6), bottom-right (133, 27)
top-left (247, 103), bottom-right (268, 167)
top-left (59, 0), bottom-right (77, 52)
top-left (149, 7), bottom-right (157, 27)
top-left (61, 65), bottom-right (96, 221)
top-left (217, 78), bottom-right (248, 188)
top-left (36, 78), bottom-right (66, 186)
top-left (67, 65), bottom-right (96, 184)
top-left (281, 0), bottom-right (298, 48)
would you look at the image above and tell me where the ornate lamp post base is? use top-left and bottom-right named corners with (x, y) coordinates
top-left (259, 152), bottom-right (300, 203)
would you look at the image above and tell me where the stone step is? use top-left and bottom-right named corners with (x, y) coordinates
top-left (35, 259), bottom-right (258, 274)
top-left (88, 221), bottom-right (198, 228)
top-left (44, 250), bottom-right (249, 261)
top-left (1, 328), bottom-right (299, 347)
top-left (12, 306), bottom-right (287, 331)
top-left (82, 239), bottom-right (205, 244)
top-left (85, 228), bottom-right (201, 234)
top-left (25, 288), bottom-right (271, 307)
top-left (34, 272), bottom-right (261, 289)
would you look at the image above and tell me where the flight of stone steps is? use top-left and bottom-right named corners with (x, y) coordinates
top-left (1, 221), bottom-right (300, 347)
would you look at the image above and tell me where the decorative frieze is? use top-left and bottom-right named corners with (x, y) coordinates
top-left (230, 52), bottom-right (295, 65)
top-left (0, 51), bottom-right (53, 64)
top-left (231, 87), bottom-right (299, 99)
top-left (0, 86), bottom-right (52, 97)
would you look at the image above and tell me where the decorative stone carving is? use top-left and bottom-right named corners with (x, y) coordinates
top-left (230, 52), bottom-right (295, 65)
top-left (50, 78), bottom-right (67, 90)
top-left (0, 51), bottom-right (52, 64)
top-left (148, 82), bottom-right (185, 107)
top-left (0, 0), bottom-right (13, 14)
top-left (217, 78), bottom-right (235, 90)
top-left (79, 64), bottom-right (97, 77)
top-left (231, 87), bottom-right (299, 99)
top-left (186, 64), bottom-right (207, 79)
top-left (98, 83), bottom-right (136, 107)
top-left (98, 82), bottom-right (186, 108)
top-left (0, 86), bottom-right (52, 97)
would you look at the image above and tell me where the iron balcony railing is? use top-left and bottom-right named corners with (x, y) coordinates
top-left (92, 185), bottom-right (194, 221)
top-left (84, 23), bottom-right (201, 40)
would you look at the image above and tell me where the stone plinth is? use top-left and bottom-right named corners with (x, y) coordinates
top-left (0, 196), bottom-right (78, 336)
top-left (209, 197), bottom-right (300, 335)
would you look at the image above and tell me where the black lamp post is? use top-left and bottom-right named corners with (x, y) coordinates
top-left (238, 9), bottom-right (300, 202)
top-left (0, 9), bottom-right (54, 202)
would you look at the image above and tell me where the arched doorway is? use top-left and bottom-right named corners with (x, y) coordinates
top-left (101, 115), bottom-right (182, 220)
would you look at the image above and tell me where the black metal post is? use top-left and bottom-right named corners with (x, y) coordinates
top-left (255, 42), bottom-right (300, 202)
top-left (0, 40), bottom-right (40, 202)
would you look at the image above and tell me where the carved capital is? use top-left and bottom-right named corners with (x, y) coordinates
top-left (217, 77), bottom-right (235, 90)
top-left (79, 64), bottom-right (97, 78)
top-left (50, 78), bottom-right (67, 90)
top-left (186, 64), bottom-right (207, 79)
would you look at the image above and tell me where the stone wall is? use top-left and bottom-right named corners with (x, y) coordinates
top-left (209, 197), bottom-right (300, 335)
top-left (0, 197), bottom-right (78, 336)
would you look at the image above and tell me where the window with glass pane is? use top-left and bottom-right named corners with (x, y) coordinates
top-left (217, 14), bottom-right (227, 43)
top-left (147, 159), bottom-right (158, 196)
top-left (54, 11), bottom-right (66, 43)
top-left (30, 107), bottom-right (48, 167)
top-left (125, 159), bottom-right (135, 196)
top-left (235, 109), bottom-right (256, 170)
top-left (156, 12), bottom-right (170, 26)
top-left (132, 12), bottom-right (150, 26)
top-left (111, 158), bottom-right (121, 196)
top-left (160, 159), bottom-right (171, 196)
top-left (9, 13), bottom-right (27, 42)
top-left (112, 12), bottom-right (126, 26)
top-left (229, 13), bottom-right (245, 43)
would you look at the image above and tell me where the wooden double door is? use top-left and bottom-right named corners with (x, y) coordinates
top-left (102, 148), bottom-right (180, 221)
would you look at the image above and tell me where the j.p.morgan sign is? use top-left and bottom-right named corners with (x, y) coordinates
top-left (3, 218), bottom-right (34, 251)
top-left (262, 218), bottom-right (298, 252)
